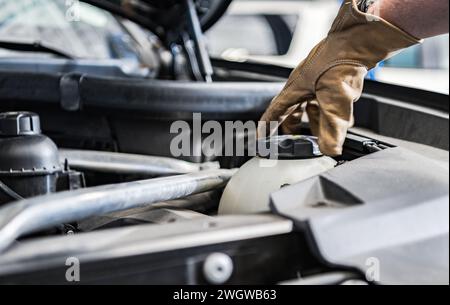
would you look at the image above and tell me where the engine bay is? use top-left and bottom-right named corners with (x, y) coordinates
top-left (0, 101), bottom-right (447, 285)
top-left (0, 111), bottom-right (386, 237)
top-left (0, 42), bottom-right (448, 284)
top-left (0, 0), bottom-right (447, 285)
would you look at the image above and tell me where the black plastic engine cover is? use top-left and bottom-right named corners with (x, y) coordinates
top-left (270, 147), bottom-right (449, 285)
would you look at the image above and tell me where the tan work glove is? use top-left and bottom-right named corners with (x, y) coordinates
top-left (259, 0), bottom-right (421, 156)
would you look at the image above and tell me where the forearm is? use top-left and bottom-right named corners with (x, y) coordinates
top-left (368, 0), bottom-right (449, 38)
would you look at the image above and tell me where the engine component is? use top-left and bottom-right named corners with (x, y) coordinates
top-left (219, 136), bottom-right (337, 215)
top-left (0, 168), bottom-right (236, 253)
top-left (0, 112), bottom-right (85, 205)
top-left (59, 149), bottom-right (219, 176)
top-left (77, 191), bottom-right (220, 231)
top-left (0, 112), bottom-right (62, 204)
top-left (203, 252), bottom-right (234, 285)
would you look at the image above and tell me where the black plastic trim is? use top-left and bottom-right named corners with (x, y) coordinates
top-left (211, 59), bottom-right (450, 113)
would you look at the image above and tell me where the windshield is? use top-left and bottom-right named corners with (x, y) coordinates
top-left (0, 0), bottom-right (138, 60)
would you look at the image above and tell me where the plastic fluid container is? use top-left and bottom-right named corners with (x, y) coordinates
top-left (219, 136), bottom-right (337, 215)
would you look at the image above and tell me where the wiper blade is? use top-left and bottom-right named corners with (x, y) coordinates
top-left (0, 40), bottom-right (75, 59)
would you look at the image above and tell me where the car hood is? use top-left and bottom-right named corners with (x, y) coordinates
top-left (81, 0), bottom-right (232, 40)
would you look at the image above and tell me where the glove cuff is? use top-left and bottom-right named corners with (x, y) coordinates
top-left (347, 0), bottom-right (422, 43)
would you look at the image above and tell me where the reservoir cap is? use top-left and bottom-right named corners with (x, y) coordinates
top-left (257, 135), bottom-right (323, 160)
top-left (0, 112), bottom-right (41, 136)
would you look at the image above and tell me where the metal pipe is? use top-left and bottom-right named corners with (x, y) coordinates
top-left (185, 0), bottom-right (214, 82)
top-left (59, 149), bottom-right (220, 176)
top-left (0, 169), bottom-right (236, 253)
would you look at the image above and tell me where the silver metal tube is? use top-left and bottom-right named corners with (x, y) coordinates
top-left (0, 169), bottom-right (236, 253)
top-left (59, 149), bottom-right (220, 176)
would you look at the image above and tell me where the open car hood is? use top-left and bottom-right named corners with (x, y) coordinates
top-left (81, 0), bottom-right (232, 41)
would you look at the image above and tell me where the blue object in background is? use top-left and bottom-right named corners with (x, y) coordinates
top-left (366, 64), bottom-right (381, 80)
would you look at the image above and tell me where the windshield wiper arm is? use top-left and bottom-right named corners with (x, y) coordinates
top-left (0, 40), bottom-right (75, 59)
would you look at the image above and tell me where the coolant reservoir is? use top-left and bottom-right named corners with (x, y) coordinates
top-left (219, 136), bottom-right (337, 215)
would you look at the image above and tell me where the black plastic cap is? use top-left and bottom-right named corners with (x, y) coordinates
top-left (0, 112), bottom-right (41, 136)
top-left (257, 135), bottom-right (323, 160)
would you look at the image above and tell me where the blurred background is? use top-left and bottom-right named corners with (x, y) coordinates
top-left (206, 0), bottom-right (450, 94)
top-left (0, 0), bottom-right (448, 93)
top-left (0, 0), bottom-right (145, 63)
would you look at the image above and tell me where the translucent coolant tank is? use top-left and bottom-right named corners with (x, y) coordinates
top-left (219, 136), bottom-right (337, 215)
